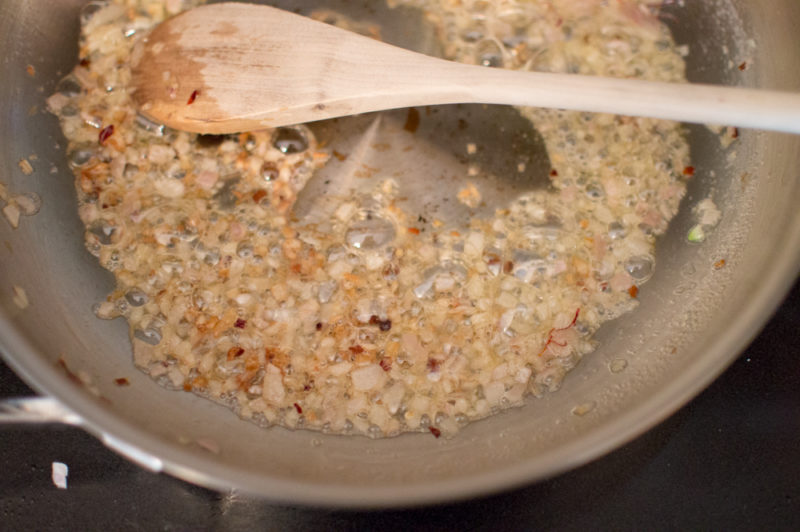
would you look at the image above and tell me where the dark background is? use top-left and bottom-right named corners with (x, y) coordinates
top-left (1, 280), bottom-right (797, 531)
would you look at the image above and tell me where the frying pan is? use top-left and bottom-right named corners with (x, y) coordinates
top-left (1, 0), bottom-right (799, 507)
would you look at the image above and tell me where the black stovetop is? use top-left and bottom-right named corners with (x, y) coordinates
top-left (1, 280), bottom-right (798, 530)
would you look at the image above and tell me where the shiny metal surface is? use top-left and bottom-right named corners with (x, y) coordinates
top-left (1, 0), bottom-right (798, 507)
top-left (0, 397), bottom-right (83, 425)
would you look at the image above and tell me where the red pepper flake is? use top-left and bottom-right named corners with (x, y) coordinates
top-left (731, 127), bottom-right (739, 139)
top-left (429, 426), bottom-right (442, 438)
top-left (293, 402), bottom-right (303, 414)
top-left (407, 227), bottom-right (421, 235)
top-left (403, 107), bottom-right (420, 133)
top-left (187, 89), bottom-right (199, 105)
top-left (427, 358), bottom-right (441, 372)
top-left (114, 377), bottom-right (130, 386)
top-left (379, 358), bottom-right (392, 372)
top-left (25, 64), bottom-right (36, 77)
top-left (714, 259), bottom-right (727, 270)
top-left (503, 260), bottom-right (514, 274)
top-left (315, 322), bottom-right (323, 331)
top-left (227, 346), bottom-right (245, 361)
top-left (682, 165), bottom-right (695, 177)
top-left (628, 285), bottom-right (639, 298)
top-left (79, 58), bottom-right (91, 68)
top-left (382, 263), bottom-right (400, 280)
top-left (98, 125), bottom-right (115, 145)
top-left (369, 315), bottom-right (392, 331)
top-left (252, 189), bottom-right (267, 203)
top-left (57, 357), bottom-right (82, 386)
top-left (349, 345), bottom-right (364, 354)
top-left (549, 168), bottom-right (559, 177)
top-left (538, 308), bottom-right (580, 356)
top-left (234, 318), bottom-right (247, 329)
top-left (738, 61), bottom-right (747, 71)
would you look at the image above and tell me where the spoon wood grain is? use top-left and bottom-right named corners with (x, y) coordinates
top-left (131, 2), bottom-right (800, 135)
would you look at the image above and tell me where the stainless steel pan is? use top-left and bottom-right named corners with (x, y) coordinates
top-left (1, 0), bottom-right (798, 507)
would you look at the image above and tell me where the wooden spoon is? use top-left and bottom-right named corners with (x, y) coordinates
top-left (131, 2), bottom-right (800, 135)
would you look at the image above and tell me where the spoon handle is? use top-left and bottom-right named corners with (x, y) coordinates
top-left (335, 50), bottom-right (800, 134)
top-left (450, 65), bottom-right (800, 134)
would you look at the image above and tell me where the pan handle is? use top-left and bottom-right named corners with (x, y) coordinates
top-left (0, 397), bottom-right (84, 425)
top-left (0, 396), bottom-right (165, 472)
